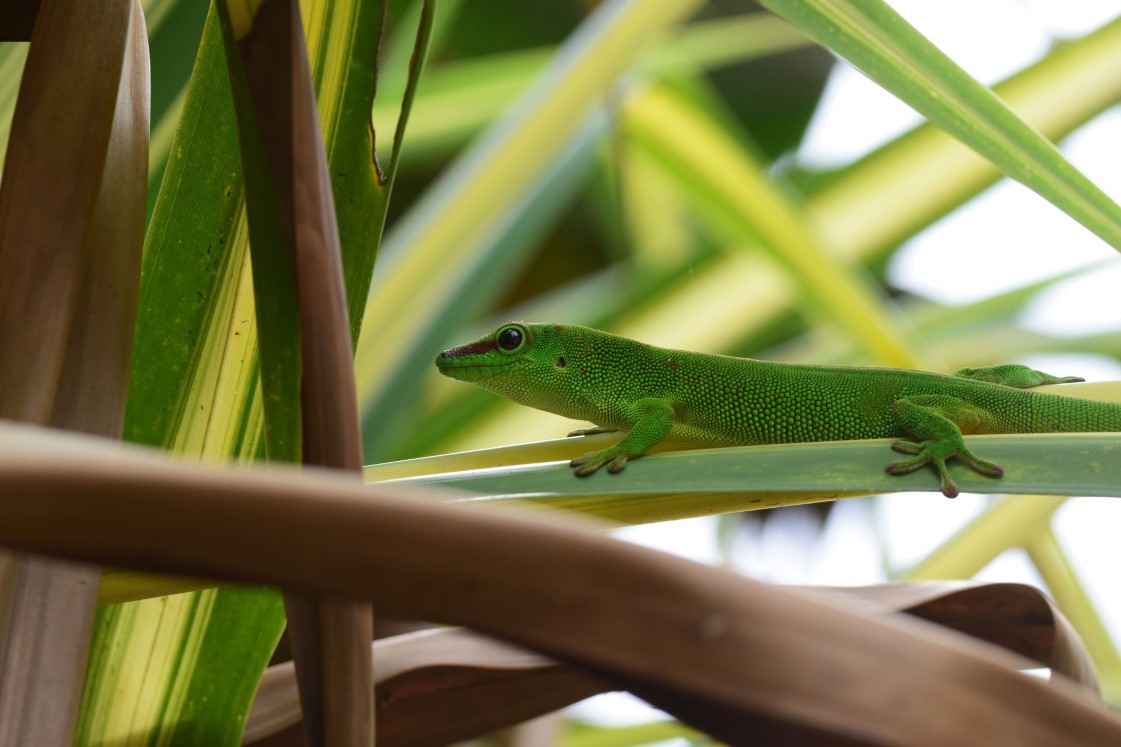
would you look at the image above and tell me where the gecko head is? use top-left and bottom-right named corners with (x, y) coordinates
top-left (435, 322), bottom-right (581, 407)
top-left (436, 322), bottom-right (557, 381)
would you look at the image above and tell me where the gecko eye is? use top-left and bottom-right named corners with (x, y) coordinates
top-left (497, 325), bottom-right (525, 352)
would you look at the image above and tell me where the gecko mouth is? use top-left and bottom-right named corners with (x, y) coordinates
top-left (435, 354), bottom-right (517, 381)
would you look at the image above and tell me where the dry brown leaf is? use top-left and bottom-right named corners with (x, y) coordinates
top-left (0, 0), bottom-right (147, 742)
top-left (245, 628), bottom-right (607, 746)
top-left (0, 2), bottom-right (129, 419)
top-left (1, 425), bottom-right (1119, 745)
top-left (812, 582), bottom-right (1098, 691)
top-left (245, 582), bottom-right (1096, 745)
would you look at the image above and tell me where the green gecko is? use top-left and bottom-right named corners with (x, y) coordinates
top-left (435, 322), bottom-right (1121, 497)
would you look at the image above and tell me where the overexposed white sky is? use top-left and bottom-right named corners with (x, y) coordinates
top-left (799, 0), bottom-right (1121, 307)
top-left (799, 0), bottom-right (1121, 168)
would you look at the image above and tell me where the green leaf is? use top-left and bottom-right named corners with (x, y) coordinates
top-left (78, 0), bottom-right (421, 740)
top-left (376, 11), bottom-right (813, 163)
top-left (308, 0), bottom-right (431, 344)
top-left (77, 10), bottom-right (283, 743)
top-left (213, 0), bottom-right (305, 464)
top-left (145, 0), bottom-right (209, 218)
top-left (563, 720), bottom-right (705, 747)
top-left (0, 42), bottom-right (28, 174)
top-left (78, 588), bottom-right (283, 745)
top-left (382, 430), bottom-right (1121, 524)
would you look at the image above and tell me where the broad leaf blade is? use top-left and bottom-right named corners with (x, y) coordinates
top-left (76, 12), bottom-right (284, 741)
top-left (80, 0), bottom-right (431, 741)
top-left (386, 431), bottom-right (1121, 508)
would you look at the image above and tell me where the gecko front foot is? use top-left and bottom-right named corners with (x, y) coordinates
top-left (886, 440), bottom-right (1003, 498)
top-left (569, 398), bottom-right (673, 476)
top-left (571, 447), bottom-right (628, 476)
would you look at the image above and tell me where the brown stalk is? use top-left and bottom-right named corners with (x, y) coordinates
top-left (222, 1), bottom-right (371, 743)
top-left (0, 427), bottom-right (1118, 746)
top-left (0, 0), bottom-right (146, 742)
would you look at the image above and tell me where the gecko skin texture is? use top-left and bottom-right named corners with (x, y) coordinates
top-left (435, 322), bottom-right (1119, 497)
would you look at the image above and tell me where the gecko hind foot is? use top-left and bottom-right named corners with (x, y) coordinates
top-left (886, 440), bottom-right (1003, 498)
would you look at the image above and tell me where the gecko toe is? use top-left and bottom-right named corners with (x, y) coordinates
top-left (885, 456), bottom-right (926, 475)
top-left (891, 440), bottom-right (923, 456)
top-left (939, 475), bottom-right (960, 498)
top-left (571, 461), bottom-right (598, 477)
top-left (967, 458), bottom-right (1003, 478)
top-left (572, 450), bottom-right (611, 476)
top-left (925, 459), bottom-right (958, 497)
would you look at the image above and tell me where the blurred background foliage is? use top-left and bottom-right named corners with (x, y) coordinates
top-left (4, 0), bottom-right (1121, 742)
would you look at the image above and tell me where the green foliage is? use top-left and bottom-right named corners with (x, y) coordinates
top-left (78, 8), bottom-right (281, 742)
top-left (75, 0), bottom-right (421, 740)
